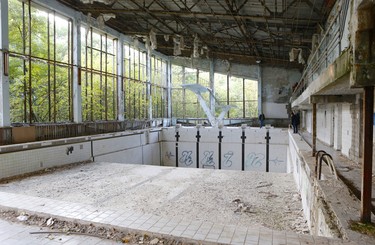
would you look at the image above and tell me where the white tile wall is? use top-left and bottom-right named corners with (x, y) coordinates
top-left (220, 142), bottom-right (242, 170)
top-left (199, 142), bottom-right (218, 169)
top-left (221, 127), bottom-right (242, 143)
top-left (269, 145), bottom-right (288, 173)
top-left (92, 134), bottom-right (142, 157)
top-left (0, 142), bottom-right (91, 179)
top-left (177, 142), bottom-right (197, 168)
top-left (94, 147), bottom-right (143, 164)
top-left (244, 144), bottom-right (265, 172)
top-left (160, 126), bottom-right (289, 172)
top-left (143, 143), bottom-right (161, 166)
top-left (161, 142), bottom-right (176, 167)
top-left (140, 131), bottom-right (160, 145)
top-left (178, 127), bottom-right (198, 142)
top-left (1, 126), bottom-right (290, 180)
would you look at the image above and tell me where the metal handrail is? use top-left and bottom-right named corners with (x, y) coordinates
top-left (315, 151), bottom-right (338, 180)
top-left (315, 150), bottom-right (327, 178)
top-left (291, 0), bottom-right (350, 100)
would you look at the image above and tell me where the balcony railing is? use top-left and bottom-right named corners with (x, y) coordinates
top-left (291, 0), bottom-right (350, 101)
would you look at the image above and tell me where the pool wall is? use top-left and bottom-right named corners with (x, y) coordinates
top-left (0, 126), bottom-right (361, 240)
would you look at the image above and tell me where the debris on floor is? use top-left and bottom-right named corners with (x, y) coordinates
top-left (0, 210), bottom-right (181, 244)
top-left (0, 162), bottom-right (310, 234)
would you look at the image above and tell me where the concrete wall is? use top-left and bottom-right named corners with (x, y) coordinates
top-left (288, 131), bottom-right (314, 230)
top-left (161, 126), bottom-right (289, 173)
top-left (170, 57), bottom-right (259, 80)
top-left (262, 67), bottom-right (301, 119)
top-left (289, 130), bottom-right (366, 240)
top-left (341, 103), bottom-right (352, 157)
top-left (303, 100), bottom-right (362, 163)
top-left (316, 104), bottom-right (334, 146)
top-left (288, 132), bottom-right (341, 238)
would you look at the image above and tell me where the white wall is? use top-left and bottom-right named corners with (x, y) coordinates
top-left (262, 67), bottom-right (301, 119)
top-left (263, 102), bottom-right (288, 119)
top-left (333, 104), bottom-right (342, 150)
top-left (0, 130), bottom-right (162, 180)
top-left (303, 101), bottom-right (363, 162)
top-left (93, 131), bottom-right (160, 165)
top-left (305, 110), bottom-right (312, 133)
top-left (341, 104), bottom-right (352, 158)
top-left (0, 141), bottom-right (91, 179)
top-left (316, 104), bottom-right (334, 146)
top-left (161, 126), bottom-right (289, 173)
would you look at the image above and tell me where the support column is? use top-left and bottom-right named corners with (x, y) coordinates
top-left (182, 67), bottom-right (186, 116)
top-left (72, 20), bottom-right (82, 123)
top-left (0, 0), bottom-right (10, 127)
top-left (265, 129), bottom-right (271, 172)
top-left (117, 36), bottom-right (124, 121)
top-left (241, 124), bottom-right (247, 171)
top-left (146, 50), bottom-right (152, 120)
top-left (196, 125), bottom-right (201, 168)
top-left (257, 64), bottom-right (262, 114)
top-left (360, 86), bottom-right (373, 223)
top-left (209, 59), bottom-right (215, 115)
top-left (312, 103), bottom-right (317, 156)
top-left (166, 60), bottom-right (172, 119)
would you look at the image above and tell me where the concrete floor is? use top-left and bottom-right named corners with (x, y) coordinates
top-left (0, 163), bottom-right (307, 232)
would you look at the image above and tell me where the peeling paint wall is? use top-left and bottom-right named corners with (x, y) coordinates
top-left (262, 67), bottom-right (301, 118)
top-left (289, 132), bottom-right (342, 238)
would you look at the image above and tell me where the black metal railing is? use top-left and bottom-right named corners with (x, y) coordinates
top-left (315, 150), bottom-right (338, 180)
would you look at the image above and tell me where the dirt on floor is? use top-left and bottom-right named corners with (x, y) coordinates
top-left (0, 162), bottom-right (309, 234)
top-left (0, 210), bottom-right (194, 244)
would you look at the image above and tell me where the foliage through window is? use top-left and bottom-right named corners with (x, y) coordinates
top-left (7, 0), bottom-right (257, 124)
top-left (81, 27), bottom-right (117, 121)
top-left (172, 67), bottom-right (258, 119)
top-left (123, 44), bottom-right (147, 119)
top-left (8, 0), bottom-right (72, 123)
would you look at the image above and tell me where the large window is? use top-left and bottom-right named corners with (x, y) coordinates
top-left (8, 0), bottom-right (72, 123)
top-left (7, 0), bottom-right (256, 124)
top-left (172, 67), bottom-right (258, 119)
top-left (244, 79), bottom-right (258, 117)
top-left (216, 73), bottom-right (258, 118)
top-left (184, 68), bottom-right (198, 118)
top-left (123, 44), bottom-right (147, 119)
top-left (81, 27), bottom-right (117, 121)
top-left (151, 56), bottom-right (167, 118)
top-left (228, 76), bottom-right (244, 118)
top-left (171, 65), bottom-right (184, 118)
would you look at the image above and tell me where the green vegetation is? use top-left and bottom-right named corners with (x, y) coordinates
top-left (8, 0), bottom-right (258, 123)
top-left (350, 221), bottom-right (375, 237)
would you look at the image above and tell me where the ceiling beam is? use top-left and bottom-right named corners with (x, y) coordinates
top-left (225, 0), bottom-right (260, 57)
top-left (77, 8), bottom-right (322, 25)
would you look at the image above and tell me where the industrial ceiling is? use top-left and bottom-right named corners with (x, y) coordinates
top-left (56, 0), bottom-right (336, 68)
